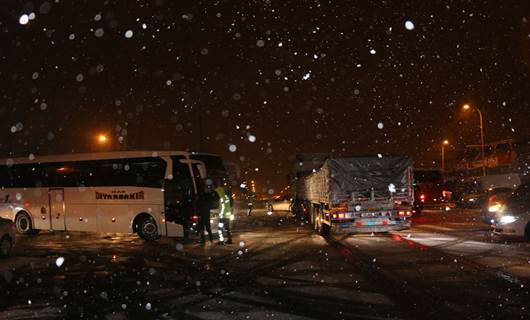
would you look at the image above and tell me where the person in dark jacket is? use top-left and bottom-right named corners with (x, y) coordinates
top-left (196, 184), bottom-right (215, 243)
top-left (164, 179), bottom-right (193, 242)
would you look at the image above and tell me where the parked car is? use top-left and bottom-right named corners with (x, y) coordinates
top-left (492, 182), bottom-right (530, 240)
top-left (0, 217), bottom-right (16, 257)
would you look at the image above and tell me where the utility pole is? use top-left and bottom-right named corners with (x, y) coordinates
top-left (197, 104), bottom-right (203, 152)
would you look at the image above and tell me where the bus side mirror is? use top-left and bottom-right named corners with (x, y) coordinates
top-left (4, 194), bottom-right (9, 203)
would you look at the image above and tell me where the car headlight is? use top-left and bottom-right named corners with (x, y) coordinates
top-left (499, 215), bottom-right (517, 225)
top-left (488, 203), bottom-right (503, 213)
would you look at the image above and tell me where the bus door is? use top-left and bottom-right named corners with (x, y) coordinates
top-left (179, 159), bottom-right (206, 194)
top-left (49, 189), bottom-right (66, 230)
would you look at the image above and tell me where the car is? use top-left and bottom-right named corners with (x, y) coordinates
top-left (0, 217), bottom-right (16, 257)
top-left (482, 187), bottom-right (514, 224)
top-left (457, 187), bottom-right (511, 211)
top-left (492, 182), bottom-right (530, 240)
top-left (270, 196), bottom-right (292, 212)
top-left (0, 201), bottom-right (18, 221)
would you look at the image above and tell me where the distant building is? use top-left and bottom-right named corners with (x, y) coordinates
top-left (447, 138), bottom-right (530, 183)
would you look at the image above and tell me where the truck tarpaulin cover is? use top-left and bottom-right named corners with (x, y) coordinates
top-left (327, 156), bottom-right (413, 199)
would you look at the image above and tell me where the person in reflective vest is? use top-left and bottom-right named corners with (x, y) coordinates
top-left (215, 186), bottom-right (233, 244)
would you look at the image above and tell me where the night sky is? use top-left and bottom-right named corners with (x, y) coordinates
top-left (1, 1), bottom-right (529, 193)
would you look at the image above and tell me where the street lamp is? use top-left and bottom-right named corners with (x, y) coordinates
top-left (441, 139), bottom-right (449, 171)
top-left (97, 134), bottom-right (108, 144)
top-left (98, 134), bottom-right (109, 144)
top-left (462, 104), bottom-right (486, 176)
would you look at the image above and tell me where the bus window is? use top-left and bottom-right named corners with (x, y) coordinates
top-left (73, 158), bottom-right (166, 188)
top-left (128, 160), bottom-right (166, 188)
top-left (172, 157), bottom-right (191, 181)
top-left (0, 163), bottom-right (49, 188)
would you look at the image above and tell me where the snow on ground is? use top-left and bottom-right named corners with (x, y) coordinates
top-left (395, 209), bottom-right (530, 281)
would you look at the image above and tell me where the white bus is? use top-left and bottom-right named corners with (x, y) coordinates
top-left (0, 151), bottom-right (228, 241)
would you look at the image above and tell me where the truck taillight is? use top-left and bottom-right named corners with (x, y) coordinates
top-left (398, 210), bottom-right (412, 217)
top-left (420, 194), bottom-right (426, 203)
top-left (191, 215), bottom-right (199, 222)
top-left (332, 213), bottom-right (346, 219)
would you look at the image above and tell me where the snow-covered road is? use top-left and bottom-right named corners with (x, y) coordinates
top-left (0, 203), bottom-right (528, 319)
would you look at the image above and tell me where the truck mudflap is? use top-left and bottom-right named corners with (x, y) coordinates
top-left (331, 218), bottom-right (411, 233)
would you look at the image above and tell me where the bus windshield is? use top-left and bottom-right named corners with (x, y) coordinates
top-left (190, 154), bottom-right (226, 173)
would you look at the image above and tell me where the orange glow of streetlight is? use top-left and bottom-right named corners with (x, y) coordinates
top-left (97, 134), bottom-right (108, 144)
top-left (443, 139), bottom-right (449, 145)
top-left (462, 104), bottom-right (471, 111)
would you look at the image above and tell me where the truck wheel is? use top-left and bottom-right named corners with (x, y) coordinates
top-left (314, 216), bottom-right (321, 232)
top-left (320, 222), bottom-right (330, 237)
top-left (313, 205), bottom-right (321, 231)
top-left (137, 216), bottom-right (160, 241)
top-left (317, 208), bottom-right (330, 236)
top-left (15, 212), bottom-right (39, 235)
top-left (0, 236), bottom-right (12, 257)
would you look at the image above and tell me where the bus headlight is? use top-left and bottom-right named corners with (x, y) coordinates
top-left (499, 215), bottom-right (517, 225)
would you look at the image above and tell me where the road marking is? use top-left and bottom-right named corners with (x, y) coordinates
top-left (414, 225), bottom-right (454, 231)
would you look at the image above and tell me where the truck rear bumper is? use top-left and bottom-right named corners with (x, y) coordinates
top-left (332, 220), bottom-right (411, 233)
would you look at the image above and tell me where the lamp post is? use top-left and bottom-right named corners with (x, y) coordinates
top-left (441, 139), bottom-right (449, 171)
top-left (462, 104), bottom-right (486, 176)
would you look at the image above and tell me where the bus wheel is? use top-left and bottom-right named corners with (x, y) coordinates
top-left (15, 212), bottom-right (39, 235)
top-left (137, 216), bottom-right (160, 241)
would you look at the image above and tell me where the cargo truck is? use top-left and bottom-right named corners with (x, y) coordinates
top-left (292, 156), bottom-right (414, 235)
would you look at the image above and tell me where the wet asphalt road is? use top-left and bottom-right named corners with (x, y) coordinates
top-left (0, 203), bottom-right (529, 320)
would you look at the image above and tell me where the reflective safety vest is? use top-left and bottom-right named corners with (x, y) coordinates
top-left (247, 192), bottom-right (254, 206)
top-left (215, 186), bottom-right (233, 219)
